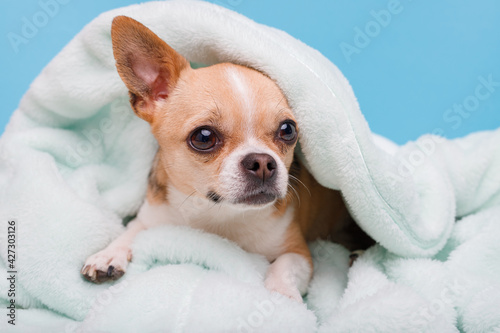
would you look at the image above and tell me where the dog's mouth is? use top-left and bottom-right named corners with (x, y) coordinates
top-left (235, 191), bottom-right (278, 205)
top-left (207, 188), bottom-right (280, 206)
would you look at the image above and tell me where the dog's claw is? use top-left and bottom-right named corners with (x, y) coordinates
top-left (107, 265), bottom-right (115, 277)
top-left (81, 265), bottom-right (90, 275)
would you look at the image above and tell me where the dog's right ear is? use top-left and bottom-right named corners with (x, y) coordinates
top-left (111, 16), bottom-right (189, 123)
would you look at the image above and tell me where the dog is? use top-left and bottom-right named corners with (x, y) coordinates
top-left (81, 16), bottom-right (373, 302)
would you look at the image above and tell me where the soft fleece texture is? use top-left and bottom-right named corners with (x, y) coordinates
top-left (1, 1), bottom-right (500, 332)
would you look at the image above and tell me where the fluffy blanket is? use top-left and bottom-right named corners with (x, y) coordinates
top-left (1, 1), bottom-right (500, 332)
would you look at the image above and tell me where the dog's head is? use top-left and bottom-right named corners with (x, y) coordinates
top-left (112, 16), bottom-right (298, 207)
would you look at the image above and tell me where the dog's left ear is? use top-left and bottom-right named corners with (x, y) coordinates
top-left (111, 16), bottom-right (189, 123)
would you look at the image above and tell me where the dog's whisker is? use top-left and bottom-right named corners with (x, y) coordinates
top-left (274, 95), bottom-right (286, 110)
top-left (289, 174), bottom-right (311, 197)
top-left (178, 189), bottom-right (198, 210)
top-left (287, 183), bottom-right (301, 207)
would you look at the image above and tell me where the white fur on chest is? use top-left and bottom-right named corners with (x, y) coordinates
top-left (136, 186), bottom-right (293, 261)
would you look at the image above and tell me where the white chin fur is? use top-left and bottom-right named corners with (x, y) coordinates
top-left (229, 197), bottom-right (279, 210)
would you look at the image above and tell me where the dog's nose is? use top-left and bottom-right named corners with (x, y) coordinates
top-left (241, 153), bottom-right (277, 183)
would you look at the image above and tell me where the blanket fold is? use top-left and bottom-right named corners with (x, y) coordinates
top-left (1, 1), bottom-right (499, 331)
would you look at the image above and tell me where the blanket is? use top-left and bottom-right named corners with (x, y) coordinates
top-left (1, 1), bottom-right (500, 332)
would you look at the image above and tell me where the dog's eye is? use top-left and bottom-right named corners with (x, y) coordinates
top-left (278, 121), bottom-right (297, 143)
top-left (189, 127), bottom-right (218, 151)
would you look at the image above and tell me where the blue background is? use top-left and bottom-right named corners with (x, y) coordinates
top-left (1, 0), bottom-right (499, 144)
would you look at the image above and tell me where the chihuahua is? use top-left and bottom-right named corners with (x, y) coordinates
top-left (81, 16), bottom-right (373, 301)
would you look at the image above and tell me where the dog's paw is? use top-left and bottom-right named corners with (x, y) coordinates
top-left (264, 275), bottom-right (303, 303)
top-left (81, 246), bottom-right (132, 283)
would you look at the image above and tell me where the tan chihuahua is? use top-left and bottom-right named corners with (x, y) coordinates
top-left (81, 16), bottom-right (372, 301)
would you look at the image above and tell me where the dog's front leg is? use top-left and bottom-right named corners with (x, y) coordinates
top-left (81, 219), bottom-right (145, 283)
top-left (264, 223), bottom-right (312, 302)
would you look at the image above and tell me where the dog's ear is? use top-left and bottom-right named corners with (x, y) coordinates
top-left (111, 16), bottom-right (189, 123)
